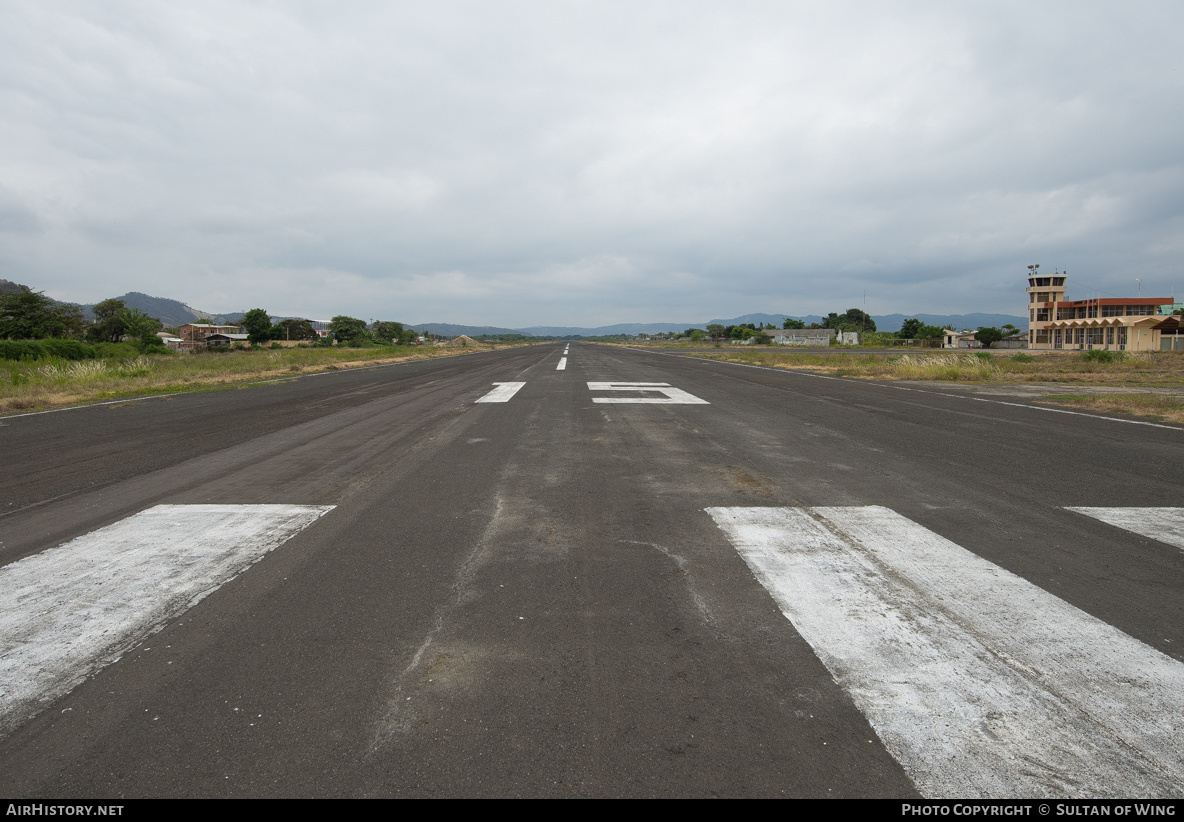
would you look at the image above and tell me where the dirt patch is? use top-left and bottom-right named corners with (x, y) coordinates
top-left (718, 466), bottom-right (780, 499)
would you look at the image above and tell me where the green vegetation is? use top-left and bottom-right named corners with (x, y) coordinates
top-left (897, 318), bottom-right (944, 341)
top-left (689, 349), bottom-right (1184, 388)
top-left (1081, 349), bottom-right (1123, 364)
top-left (974, 327), bottom-right (1004, 348)
top-left (0, 340), bottom-right (523, 415)
top-left (1039, 393), bottom-right (1184, 425)
top-left (0, 288), bottom-right (86, 340)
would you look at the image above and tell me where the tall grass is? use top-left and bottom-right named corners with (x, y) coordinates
top-left (691, 349), bottom-right (1184, 386)
top-left (0, 341), bottom-right (518, 414)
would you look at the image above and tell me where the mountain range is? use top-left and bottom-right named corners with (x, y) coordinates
top-left (414, 312), bottom-right (1027, 337)
top-left (0, 281), bottom-right (1024, 335)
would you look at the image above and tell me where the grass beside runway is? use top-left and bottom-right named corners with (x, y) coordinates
top-left (0, 340), bottom-right (528, 416)
top-left (1036, 393), bottom-right (1184, 424)
top-left (687, 348), bottom-right (1184, 386)
top-left (682, 349), bottom-right (1184, 424)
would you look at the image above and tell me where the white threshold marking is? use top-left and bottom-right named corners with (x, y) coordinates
top-left (475, 382), bottom-right (526, 403)
top-left (587, 381), bottom-right (708, 404)
top-left (0, 504), bottom-right (333, 734)
top-left (707, 505), bottom-right (1184, 798)
top-left (557, 357), bottom-right (567, 370)
top-left (1066, 507), bottom-right (1184, 551)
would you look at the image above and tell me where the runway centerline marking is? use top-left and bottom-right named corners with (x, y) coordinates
top-left (707, 505), bottom-right (1184, 798)
top-left (586, 381), bottom-right (708, 404)
top-left (557, 357), bottom-right (567, 371)
top-left (475, 382), bottom-right (526, 403)
top-left (1066, 507), bottom-right (1184, 552)
top-left (0, 504), bottom-right (334, 735)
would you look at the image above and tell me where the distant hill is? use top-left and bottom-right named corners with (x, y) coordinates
top-left (5, 280), bottom-right (1025, 335)
top-left (414, 322), bottom-right (524, 337)
top-left (75, 292), bottom-right (208, 327)
top-left (422, 312), bottom-right (1028, 338)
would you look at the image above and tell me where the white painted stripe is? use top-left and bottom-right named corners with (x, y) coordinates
top-left (586, 381), bottom-right (709, 405)
top-left (0, 504), bottom-right (333, 733)
top-left (475, 382), bottom-right (526, 403)
top-left (557, 357), bottom-right (567, 370)
top-left (707, 505), bottom-right (1184, 798)
top-left (1067, 507), bottom-right (1184, 551)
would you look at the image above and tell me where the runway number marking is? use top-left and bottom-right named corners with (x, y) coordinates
top-left (707, 505), bottom-right (1184, 798)
top-left (586, 382), bottom-right (708, 404)
top-left (1066, 507), bottom-right (1184, 552)
top-left (476, 382), bottom-right (526, 403)
top-left (0, 504), bottom-right (333, 734)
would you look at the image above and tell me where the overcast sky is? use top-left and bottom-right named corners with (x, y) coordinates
top-left (1, 2), bottom-right (1181, 326)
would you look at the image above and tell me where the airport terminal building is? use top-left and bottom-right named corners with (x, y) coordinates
top-left (1026, 271), bottom-right (1184, 351)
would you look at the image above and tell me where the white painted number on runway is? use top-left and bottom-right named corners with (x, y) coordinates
top-left (0, 504), bottom-right (334, 733)
top-left (586, 382), bottom-right (708, 404)
top-left (707, 505), bottom-right (1184, 798)
top-left (476, 382), bottom-right (526, 403)
top-left (1066, 507), bottom-right (1184, 552)
top-left (557, 358), bottom-right (567, 371)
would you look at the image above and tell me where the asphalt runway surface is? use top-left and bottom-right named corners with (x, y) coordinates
top-left (1, 342), bottom-right (1182, 798)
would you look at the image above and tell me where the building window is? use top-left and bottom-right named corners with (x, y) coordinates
top-left (1036, 309), bottom-right (1050, 321)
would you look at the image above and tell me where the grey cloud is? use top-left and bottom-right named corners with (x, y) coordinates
top-left (0, 1), bottom-right (1181, 324)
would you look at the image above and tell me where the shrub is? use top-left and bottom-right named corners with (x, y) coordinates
top-left (0, 340), bottom-right (47, 361)
top-left (92, 342), bottom-right (142, 359)
top-left (1082, 349), bottom-right (1123, 363)
top-left (39, 339), bottom-right (98, 360)
top-left (974, 351), bottom-right (993, 361)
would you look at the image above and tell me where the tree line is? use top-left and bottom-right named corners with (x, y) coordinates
top-left (0, 285), bottom-right (425, 350)
top-left (0, 287), bottom-right (166, 350)
top-left (240, 309), bottom-right (420, 347)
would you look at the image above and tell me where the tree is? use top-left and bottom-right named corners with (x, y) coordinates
top-left (706, 324), bottom-right (726, 339)
top-left (823, 309), bottom-right (877, 334)
top-left (371, 321), bottom-right (407, 343)
top-left (842, 308), bottom-right (876, 333)
top-left (0, 286), bottom-right (85, 339)
top-left (242, 308), bottom-right (274, 344)
top-left (974, 327), bottom-right (1004, 349)
top-left (1000, 324), bottom-right (1020, 337)
top-left (897, 318), bottom-right (944, 340)
top-left (87, 298), bottom-right (129, 343)
top-left (330, 315), bottom-right (367, 343)
top-left (782, 318), bottom-right (805, 329)
top-left (122, 307), bottom-right (163, 348)
top-left (275, 318), bottom-right (317, 341)
top-left (752, 330), bottom-right (773, 345)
